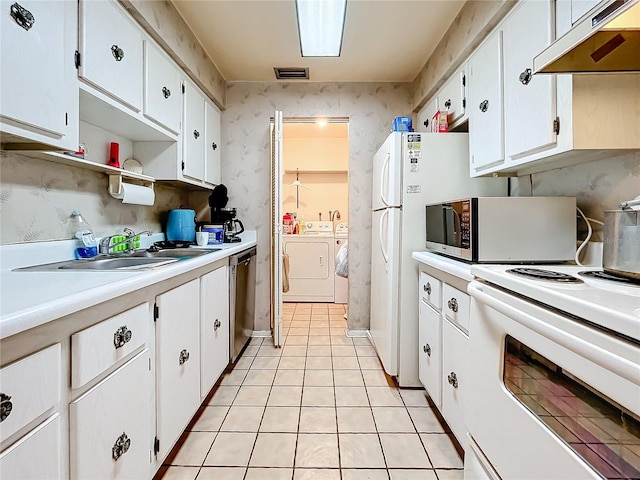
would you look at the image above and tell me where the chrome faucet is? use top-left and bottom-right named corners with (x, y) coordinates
top-left (330, 210), bottom-right (341, 222)
top-left (99, 228), bottom-right (152, 254)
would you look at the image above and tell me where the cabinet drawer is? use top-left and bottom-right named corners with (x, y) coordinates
top-left (419, 271), bottom-right (441, 310)
top-left (0, 414), bottom-right (61, 479)
top-left (70, 350), bottom-right (152, 480)
top-left (71, 303), bottom-right (150, 389)
top-left (442, 284), bottom-right (470, 333)
top-left (0, 344), bottom-right (60, 443)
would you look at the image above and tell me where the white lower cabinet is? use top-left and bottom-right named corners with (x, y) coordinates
top-left (442, 319), bottom-right (468, 444)
top-left (70, 349), bottom-right (152, 480)
top-left (200, 265), bottom-right (230, 399)
top-left (155, 279), bottom-right (201, 462)
top-left (418, 301), bottom-right (442, 409)
top-left (0, 414), bottom-right (61, 480)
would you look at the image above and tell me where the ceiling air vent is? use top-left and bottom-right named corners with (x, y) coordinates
top-left (274, 67), bottom-right (309, 80)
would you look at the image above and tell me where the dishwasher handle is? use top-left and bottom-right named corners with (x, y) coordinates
top-left (229, 247), bottom-right (256, 266)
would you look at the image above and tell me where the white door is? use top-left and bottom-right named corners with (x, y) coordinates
top-left (418, 301), bottom-right (442, 409)
top-left (270, 110), bottom-right (284, 347)
top-left (204, 101), bottom-right (222, 185)
top-left (369, 207), bottom-right (401, 376)
top-left (143, 40), bottom-right (182, 134)
top-left (182, 80), bottom-right (205, 181)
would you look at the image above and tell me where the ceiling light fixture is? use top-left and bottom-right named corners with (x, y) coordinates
top-left (295, 0), bottom-right (347, 57)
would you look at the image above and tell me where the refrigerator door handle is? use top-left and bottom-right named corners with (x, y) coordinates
top-left (379, 209), bottom-right (389, 265)
top-left (380, 152), bottom-right (391, 207)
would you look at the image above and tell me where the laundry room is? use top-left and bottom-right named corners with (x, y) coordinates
top-left (281, 120), bottom-right (349, 308)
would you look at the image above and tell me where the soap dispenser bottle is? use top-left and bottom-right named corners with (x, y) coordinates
top-left (69, 210), bottom-right (98, 258)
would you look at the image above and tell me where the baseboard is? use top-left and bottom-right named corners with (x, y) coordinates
top-left (346, 329), bottom-right (368, 338)
top-left (250, 330), bottom-right (272, 338)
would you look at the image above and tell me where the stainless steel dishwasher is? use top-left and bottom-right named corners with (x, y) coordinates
top-left (229, 247), bottom-right (256, 362)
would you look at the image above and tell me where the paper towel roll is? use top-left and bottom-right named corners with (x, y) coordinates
top-left (110, 182), bottom-right (155, 206)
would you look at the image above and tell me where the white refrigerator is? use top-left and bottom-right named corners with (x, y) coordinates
top-left (368, 132), bottom-right (506, 387)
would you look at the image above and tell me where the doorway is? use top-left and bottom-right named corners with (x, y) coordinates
top-left (280, 117), bottom-right (350, 331)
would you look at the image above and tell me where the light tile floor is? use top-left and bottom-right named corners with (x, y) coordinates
top-left (156, 303), bottom-right (464, 480)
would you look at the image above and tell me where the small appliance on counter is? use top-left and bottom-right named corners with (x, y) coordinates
top-left (603, 197), bottom-right (640, 280)
top-left (208, 184), bottom-right (245, 243)
top-left (165, 207), bottom-right (196, 243)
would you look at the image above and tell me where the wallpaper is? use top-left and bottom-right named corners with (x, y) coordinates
top-left (220, 82), bottom-right (413, 332)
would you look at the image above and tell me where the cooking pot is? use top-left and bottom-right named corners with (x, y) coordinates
top-left (603, 202), bottom-right (640, 280)
top-left (166, 208), bottom-right (196, 243)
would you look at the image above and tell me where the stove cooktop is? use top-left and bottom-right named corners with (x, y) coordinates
top-left (470, 264), bottom-right (640, 342)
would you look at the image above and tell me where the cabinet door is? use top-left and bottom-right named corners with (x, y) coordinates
top-left (418, 301), bottom-right (442, 409)
top-left (144, 41), bottom-right (182, 134)
top-left (182, 81), bottom-right (206, 182)
top-left (439, 66), bottom-right (467, 127)
top-left (503, 0), bottom-right (556, 159)
top-left (417, 96), bottom-right (438, 132)
top-left (0, 414), bottom-right (60, 480)
top-left (468, 31), bottom-right (504, 173)
top-left (204, 100), bottom-right (222, 185)
top-left (70, 350), bottom-right (152, 480)
top-left (442, 319), bottom-right (468, 444)
top-left (571, 0), bottom-right (601, 24)
top-left (0, 0), bottom-right (69, 140)
top-left (156, 279), bottom-right (201, 461)
top-left (79, 0), bottom-right (143, 111)
top-left (201, 266), bottom-right (230, 399)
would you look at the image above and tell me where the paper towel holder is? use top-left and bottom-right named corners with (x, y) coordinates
top-left (108, 174), bottom-right (155, 204)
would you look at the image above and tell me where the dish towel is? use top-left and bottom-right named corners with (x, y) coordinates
top-left (283, 253), bottom-right (290, 293)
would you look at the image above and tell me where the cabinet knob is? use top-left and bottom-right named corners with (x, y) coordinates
top-left (423, 119), bottom-right (429, 128)
top-left (214, 319), bottom-right (221, 331)
top-left (447, 297), bottom-right (459, 313)
top-left (423, 344), bottom-right (431, 357)
top-left (479, 100), bottom-right (489, 113)
top-left (10, 3), bottom-right (35, 31)
top-left (113, 325), bottom-right (132, 349)
top-left (0, 393), bottom-right (13, 422)
top-left (444, 99), bottom-right (452, 109)
top-left (179, 349), bottom-right (190, 365)
top-left (211, 142), bottom-right (217, 151)
top-left (423, 282), bottom-right (432, 295)
top-left (519, 68), bottom-right (532, 85)
top-left (447, 372), bottom-right (459, 388)
top-left (112, 432), bottom-right (131, 461)
top-left (193, 130), bottom-right (200, 139)
top-left (111, 45), bottom-right (124, 62)
top-left (162, 86), bottom-right (171, 98)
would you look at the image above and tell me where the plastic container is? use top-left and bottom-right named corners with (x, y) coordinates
top-left (298, 216), bottom-right (307, 234)
top-left (69, 210), bottom-right (98, 258)
top-left (392, 116), bottom-right (413, 132)
top-left (283, 214), bottom-right (294, 234)
top-left (202, 225), bottom-right (224, 245)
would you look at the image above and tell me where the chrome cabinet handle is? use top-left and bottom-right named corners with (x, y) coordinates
top-left (444, 99), bottom-right (452, 109)
top-left (211, 142), bottom-right (217, 151)
top-left (447, 298), bottom-right (459, 313)
top-left (112, 432), bottom-right (131, 461)
top-left (193, 130), bottom-right (200, 139)
top-left (519, 68), bottom-right (532, 85)
top-left (214, 319), bottom-right (221, 331)
top-left (479, 100), bottom-right (489, 112)
top-left (0, 393), bottom-right (13, 422)
top-left (448, 372), bottom-right (459, 388)
top-left (179, 349), bottom-right (190, 365)
top-left (113, 325), bottom-right (132, 349)
top-left (423, 282), bottom-right (432, 295)
top-left (10, 3), bottom-right (35, 31)
top-left (423, 344), bottom-right (431, 357)
top-left (111, 45), bottom-right (124, 62)
top-left (162, 86), bottom-right (171, 98)
top-left (423, 119), bottom-right (429, 128)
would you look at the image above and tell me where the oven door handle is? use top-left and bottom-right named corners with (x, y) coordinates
top-left (468, 282), bottom-right (640, 386)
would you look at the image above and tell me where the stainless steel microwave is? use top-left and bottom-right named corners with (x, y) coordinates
top-left (425, 197), bottom-right (577, 263)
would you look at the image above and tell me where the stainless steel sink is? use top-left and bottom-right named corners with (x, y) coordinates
top-left (14, 248), bottom-right (221, 272)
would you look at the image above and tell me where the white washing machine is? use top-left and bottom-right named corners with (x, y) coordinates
top-left (334, 223), bottom-right (348, 304)
top-left (283, 221), bottom-right (335, 302)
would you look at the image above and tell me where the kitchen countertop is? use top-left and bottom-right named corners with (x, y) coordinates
top-left (412, 251), bottom-right (474, 282)
top-left (0, 231), bottom-right (256, 340)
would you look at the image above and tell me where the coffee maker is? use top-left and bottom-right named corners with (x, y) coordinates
top-left (209, 185), bottom-right (244, 243)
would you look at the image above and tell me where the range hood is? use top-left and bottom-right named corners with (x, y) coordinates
top-left (534, 0), bottom-right (640, 73)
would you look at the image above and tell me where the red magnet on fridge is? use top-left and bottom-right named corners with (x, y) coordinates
top-left (108, 142), bottom-right (120, 168)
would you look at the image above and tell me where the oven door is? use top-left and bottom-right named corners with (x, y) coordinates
top-left (467, 281), bottom-right (640, 480)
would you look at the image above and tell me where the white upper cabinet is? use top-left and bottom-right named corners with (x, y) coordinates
top-left (503, 0), bottom-right (556, 159)
top-left (204, 101), bottom-right (222, 185)
top-left (79, 0), bottom-right (143, 112)
top-left (417, 96), bottom-right (438, 132)
top-left (182, 80), bottom-right (206, 182)
top-left (571, 0), bottom-right (602, 24)
top-left (144, 41), bottom-right (182, 134)
top-left (468, 30), bottom-right (504, 172)
top-left (0, 0), bottom-right (78, 150)
top-left (438, 65), bottom-right (467, 128)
